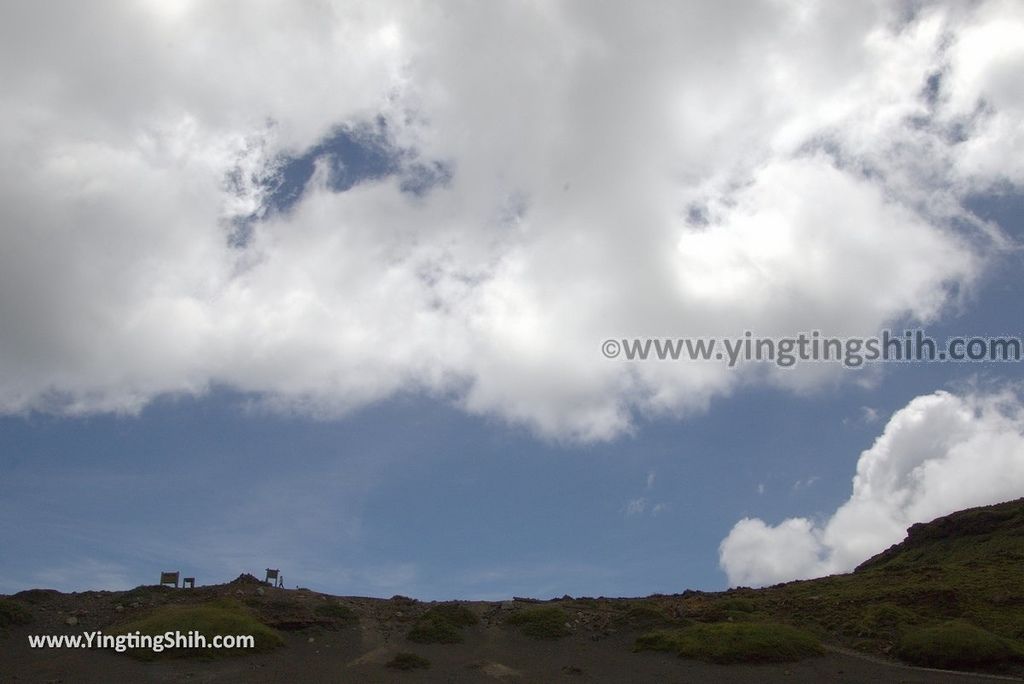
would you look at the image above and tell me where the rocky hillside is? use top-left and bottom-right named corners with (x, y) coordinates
top-left (856, 497), bottom-right (1024, 572)
top-left (1, 499), bottom-right (1023, 681)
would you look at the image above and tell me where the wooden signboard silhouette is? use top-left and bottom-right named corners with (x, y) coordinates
top-left (159, 571), bottom-right (180, 588)
top-left (265, 568), bottom-right (283, 587)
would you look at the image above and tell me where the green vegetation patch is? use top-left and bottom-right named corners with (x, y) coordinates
top-left (315, 602), bottom-right (359, 625)
top-left (0, 599), bottom-right (33, 628)
top-left (424, 603), bottom-right (479, 627)
top-left (896, 620), bottom-right (1022, 670)
top-left (407, 603), bottom-right (478, 644)
top-left (611, 600), bottom-right (680, 627)
top-left (387, 652), bottom-right (432, 670)
top-left (391, 595), bottom-right (419, 606)
top-left (113, 598), bottom-right (283, 659)
top-left (571, 598), bottom-right (600, 609)
top-left (11, 589), bottom-right (59, 605)
top-left (717, 597), bottom-right (757, 613)
top-left (635, 622), bottom-right (823, 664)
top-left (855, 603), bottom-right (919, 640)
top-left (120, 585), bottom-right (175, 603)
top-left (506, 606), bottom-right (571, 639)
top-left (684, 596), bottom-right (762, 624)
top-left (408, 616), bottom-right (463, 644)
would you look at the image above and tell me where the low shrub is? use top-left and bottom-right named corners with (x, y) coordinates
top-left (315, 603), bottom-right (359, 625)
top-left (897, 621), bottom-right (1022, 670)
top-left (635, 622), bottom-right (823, 664)
top-left (856, 603), bottom-right (918, 639)
top-left (111, 599), bottom-right (283, 659)
top-left (408, 615), bottom-right (463, 643)
top-left (717, 598), bottom-right (757, 613)
top-left (424, 603), bottom-right (478, 627)
top-left (0, 599), bottom-right (33, 628)
top-left (406, 604), bottom-right (477, 644)
top-left (506, 607), bottom-right (571, 639)
top-left (387, 652), bottom-right (431, 670)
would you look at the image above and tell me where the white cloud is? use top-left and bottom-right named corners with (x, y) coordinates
top-left (719, 389), bottom-right (1024, 587)
top-left (625, 496), bottom-right (668, 518)
top-left (843, 405), bottom-right (883, 427)
top-left (0, 1), bottom-right (1020, 440)
top-left (718, 517), bottom-right (828, 588)
top-left (792, 476), bottom-right (820, 491)
top-left (942, 0), bottom-right (1024, 187)
top-left (625, 498), bottom-right (647, 517)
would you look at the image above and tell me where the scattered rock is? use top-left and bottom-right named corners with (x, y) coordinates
top-left (65, 616), bottom-right (78, 626)
top-left (480, 661), bottom-right (521, 679)
top-left (114, 604), bottom-right (124, 612)
top-left (256, 587), bottom-right (265, 596)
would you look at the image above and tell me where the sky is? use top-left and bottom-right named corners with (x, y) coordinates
top-left (1, 0), bottom-right (1023, 600)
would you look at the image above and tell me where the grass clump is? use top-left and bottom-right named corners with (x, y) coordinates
top-left (506, 606), bottom-right (571, 639)
top-left (0, 599), bottom-right (33, 628)
top-left (315, 603), bottom-right (359, 625)
top-left (391, 595), bottom-right (419, 606)
top-left (717, 597), bottom-right (757, 613)
top-left (856, 603), bottom-right (918, 639)
top-left (572, 598), bottom-right (600, 609)
top-left (424, 603), bottom-right (479, 627)
top-left (407, 603), bottom-right (478, 644)
top-left (113, 598), bottom-right (283, 659)
top-left (635, 622), bottom-right (823, 664)
top-left (12, 589), bottom-right (59, 605)
top-left (408, 616), bottom-right (462, 644)
top-left (612, 601), bottom-right (678, 627)
top-left (896, 620), bottom-right (1022, 670)
top-left (120, 585), bottom-right (174, 603)
top-left (387, 652), bottom-right (431, 670)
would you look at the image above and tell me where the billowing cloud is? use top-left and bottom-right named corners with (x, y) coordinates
top-left (1, 1), bottom-right (1022, 439)
top-left (719, 389), bottom-right (1024, 587)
